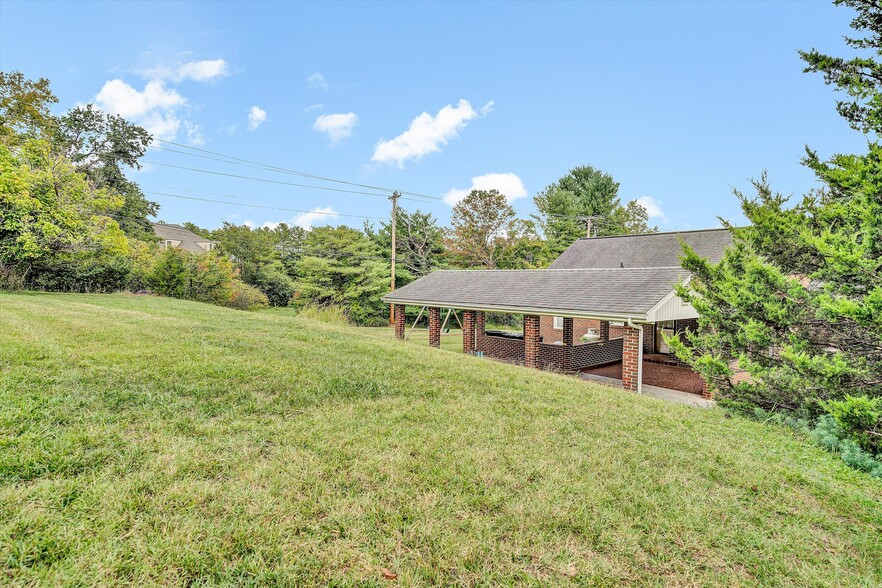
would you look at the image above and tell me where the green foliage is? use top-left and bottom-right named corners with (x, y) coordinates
top-left (292, 226), bottom-right (390, 325)
top-left (799, 0), bottom-right (882, 135)
top-left (0, 140), bottom-right (132, 291)
top-left (533, 165), bottom-right (657, 257)
top-left (823, 395), bottom-right (882, 456)
top-left (369, 208), bottom-right (445, 277)
top-left (147, 249), bottom-right (236, 305)
top-left (445, 189), bottom-right (538, 268)
top-left (250, 264), bottom-right (296, 306)
top-left (0, 71), bottom-right (57, 143)
top-left (224, 279), bottom-right (269, 311)
top-left (673, 3), bottom-right (882, 416)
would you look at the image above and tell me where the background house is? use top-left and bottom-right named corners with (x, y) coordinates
top-left (152, 223), bottom-right (219, 254)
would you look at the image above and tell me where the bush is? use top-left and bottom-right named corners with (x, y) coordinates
top-left (250, 266), bottom-right (296, 307)
top-left (753, 408), bottom-right (882, 478)
top-left (27, 255), bottom-right (134, 293)
top-left (147, 249), bottom-right (235, 304)
top-left (822, 395), bottom-right (882, 457)
top-left (225, 280), bottom-right (269, 311)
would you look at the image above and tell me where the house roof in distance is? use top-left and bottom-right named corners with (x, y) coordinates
top-left (152, 223), bottom-right (218, 254)
top-left (550, 228), bottom-right (733, 269)
top-left (382, 267), bottom-right (692, 321)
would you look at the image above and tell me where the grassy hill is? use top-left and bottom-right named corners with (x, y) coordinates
top-left (1, 293), bottom-right (880, 586)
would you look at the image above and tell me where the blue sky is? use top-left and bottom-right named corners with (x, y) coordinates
top-left (0, 0), bottom-right (869, 232)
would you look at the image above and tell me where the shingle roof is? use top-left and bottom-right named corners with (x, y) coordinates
top-left (153, 223), bottom-right (218, 254)
top-left (549, 228), bottom-right (733, 269)
top-left (382, 267), bottom-right (692, 320)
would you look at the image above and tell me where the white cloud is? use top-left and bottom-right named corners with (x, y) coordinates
top-left (443, 172), bottom-right (528, 206)
top-left (261, 207), bottom-right (339, 230)
top-left (480, 100), bottom-right (495, 116)
top-left (248, 105), bottom-right (267, 131)
top-left (635, 196), bottom-right (666, 219)
top-left (304, 103), bottom-right (324, 113)
top-left (307, 72), bottom-right (329, 91)
top-left (312, 112), bottom-right (358, 144)
top-left (372, 99), bottom-right (486, 167)
top-left (184, 121), bottom-right (204, 146)
top-left (242, 220), bottom-right (255, 228)
top-left (95, 79), bottom-right (186, 141)
top-left (141, 59), bottom-right (230, 83)
top-left (95, 79), bottom-right (184, 119)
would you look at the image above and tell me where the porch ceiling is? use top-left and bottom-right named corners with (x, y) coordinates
top-left (382, 267), bottom-right (692, 322)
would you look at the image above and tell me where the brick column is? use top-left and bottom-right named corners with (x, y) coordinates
top-left (393, 304), bottom-right (406, 340)
top-left (599, 320), bottom-right (610, 341)
top-left (428, 307), bottom-right (441, 348)
top-left (562, 317), bottom-right (574, 346)
top-left (475, 311), bottom-right (485, 351)
top-left (700, 379), bottom-right (713, 400)
top-left (524, 314), bottom-right (541, 368)
top-left (622, 325), bottom-right (641, 391)
top-left (462, 310), bottom-right (476, 354)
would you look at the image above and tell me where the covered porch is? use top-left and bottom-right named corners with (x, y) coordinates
top-left (382, 267), bottom-right (710, 398)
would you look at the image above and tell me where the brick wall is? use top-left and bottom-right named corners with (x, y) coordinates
top-left (571, 339), bottom-right (624, 369)
top-left (480, 334), bottom-right (525, 362)
top-left (621, 326), bottom-right (641, 391)
top-left (539, 316), bottom-right (601, 344)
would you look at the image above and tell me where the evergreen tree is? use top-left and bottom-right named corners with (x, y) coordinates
top-left (671, 0), bottom-right (882, 416)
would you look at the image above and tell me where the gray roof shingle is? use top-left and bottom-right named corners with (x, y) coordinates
top-left (382, 267), bottom-right (691, 319)
top-left (153, 223), bottom-right (218, 254)
top-left (550, 228), bottom-right (733, 269)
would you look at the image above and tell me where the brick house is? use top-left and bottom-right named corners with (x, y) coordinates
top-left (383, 228), bottom-right (732, 398)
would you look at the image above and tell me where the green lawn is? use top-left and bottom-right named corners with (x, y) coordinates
top-left (1, 293), bottom-right (880, 586)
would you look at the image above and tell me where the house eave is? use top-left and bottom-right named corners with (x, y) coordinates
top-left (380, 296), bottom-right (649, 323)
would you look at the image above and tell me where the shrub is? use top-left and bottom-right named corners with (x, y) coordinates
top-left (250, 266), bottom-right (295, 307)
top-left (147, 249), bottom-right (235, 304)
top-left (225, 280), bottom-right (269, 311)
top-left (822, 395), bottom-right (882, 457)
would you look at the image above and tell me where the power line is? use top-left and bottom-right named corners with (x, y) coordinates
top-left (143, 161), bottom-right (436, 203)
top-left (143, 191), bottom-right (387, 221)
top-left (155, 140), bottom-right (444, 201)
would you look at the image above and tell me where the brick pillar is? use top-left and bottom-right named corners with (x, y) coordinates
top-left (562, 317), bottom-right (574, 346)
top-left (393, 305), bottom-right (406, 340)
top-left (462, 310), bottom-right (476, 354)
top-left (700, 379), bottom-right (713, 400)
top-left (599, 320), bottom-right (610, 341)
top-left (475, 311), bottom-right (485, 351)
top-left (622, 325), bottom-right (641, 391)
top-left (524, 314), bottom-right (540, 368)
top-left (428, 307), bottom-right (441, 348)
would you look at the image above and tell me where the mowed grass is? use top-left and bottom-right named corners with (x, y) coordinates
top-left (0, 293), bottom-right (880, 586)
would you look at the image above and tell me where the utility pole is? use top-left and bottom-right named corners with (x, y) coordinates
top-left (389, 190), bottom-right (400, 325)
top-left (585, 217), bottom-right (592, 238)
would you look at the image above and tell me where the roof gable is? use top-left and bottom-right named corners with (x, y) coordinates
top-left (549, 228), bottom-right (733, 269)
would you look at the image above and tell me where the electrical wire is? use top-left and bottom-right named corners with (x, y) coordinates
top-left (143, 161), bottom-right (437, 204)
top-left (155, 140), bottom-right (444, 201)
top-left (143, 190), bottom-right (387, 221)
